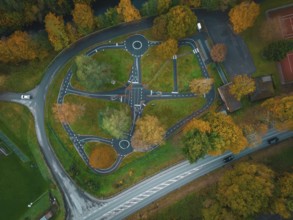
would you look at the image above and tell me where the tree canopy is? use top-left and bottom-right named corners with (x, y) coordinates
top-left (131, 115), bottom-right (166, 151)
top-left (74, 55), bottom-right (113, 91)
top-left (155, 38), bottom-right (178, 60)
top-left (102, 107), bottom-right (131, 139)
top-left (229, 74), bottom-right (256, 100)
top-left (229, 1), bottom-right (260, 34)
top-left (263, 40), bottom-right (293, 62)
top-left (117, 0), bottom-right (141, 22)
top-left (72, 3), bottom-right (95, 35)
top-left (45, 12), bottom-right (69, 51)
top-left (180, 0), bottom-right (201, 8)
top-left (189, 78), bottom-right (214, 95)
top-left (210, 43), bottom-right (227, 63)
top-left (152, 14), bottom-right (169, 40)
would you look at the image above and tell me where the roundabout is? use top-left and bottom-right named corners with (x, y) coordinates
top-left (125, 34), bottom-right (148, 57)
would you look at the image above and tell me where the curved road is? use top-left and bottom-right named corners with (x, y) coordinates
top-left (1, 12), bottom-right (293, 220)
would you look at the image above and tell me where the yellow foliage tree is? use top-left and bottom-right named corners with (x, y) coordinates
top-left (45, 12), bottom-right (69, 51)
top-left (72, 3), bottom-right (94, 35)
top-left (183, 118), bottom-right (211, 133)
top-left (229, 1), bottom-right (260, 33)
top-left (261, 95), bottom-right (293, 130)
top-left (158, 0), bottom-right (172, 14)
top-left (189, 78), bottom-right (214, 95)
top-left (117, 0), bottom-right (141, 22)
top-left (155, 38), bottom-right (178, 60)
top-left (131, 115), bottom-right (166, 151)
top-left (229, 74), bottom-right (256, 100)
top-left (180, 0), bottom-right (201, 8)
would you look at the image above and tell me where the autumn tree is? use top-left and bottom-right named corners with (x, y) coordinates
top-left (180, 0), bottom-right (201, 8)
top-left (263, 40), bottom-right (293, 62)
top-left (206, 112), bottom-right (248, 155)
top-left (0, 31), bottom-right (37, 63)
top-left (45, 12), bottom-right (69, 51)
top-left (155, 38), bottom-right (178, 60)
top-left (158, 0), bottom-right (171, 14)
top-left (167, 5), bottom-right (197, 39)
top-left (203, 162), bottom-right (275, 219)
top-left (261, 95), bottom-right (293, 130)
top-left (229, 1), bottom-right (260, 34)
top-left (66, 22), bottom-right (79, 43)
top-left (102, 107), bottom-right (131, 139)
top-left (229, 74), bottom-right (256, 100)
top-left (117, 0), bottom-right (141, 22)
top-left (89, 144), bottom-right (117, 169)
top-left (72, 3), bottom-right (94, 35)
top-left (210, 43), bottom-right (227, 63)
top-left (152, 14), bottom-right (168, 40)
top-left (74, 55), bottom-right (113, 91)
top-left (131, 115), bottom-right (166, 151)
top-left (189, 78), bottom-right (214, 95)
top-left (273, 172), bottom-right (293, 219)
top-left (52, 103), bottom-right (85, 123)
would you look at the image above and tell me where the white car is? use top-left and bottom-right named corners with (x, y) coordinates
top-left (21, 94), bottom-right (31, 100)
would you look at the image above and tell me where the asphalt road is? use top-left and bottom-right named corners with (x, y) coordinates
top-left (0, 10), bottom-right (292, 220)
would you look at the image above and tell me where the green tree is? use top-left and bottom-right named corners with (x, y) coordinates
top-left (74, 55), bottom-right (113, 91)
top-left (158, 0), bottom-right (172, 14)
top-left (101, 7), bottom-right (122, 27)
top-left (102, 107), bottom-right (131, 139)
top-left (263, 40), bottom-right (293, 62)
top-left (229, 74), bottom-right (256, 100)
top-left (155, 38), bottom-right (178, 60)
top-left (72, 3), bottom-right (95, 35)
top-left (141, 0), bottom-right (158, 16)
top-left (167, 5), bottom-right (197, 39)
top-left (180, 0), bottom-right (201, 8)
top-left (45, 12), bottom-right (69, 51)
top-left (229, 1), bottom-right (260, 34)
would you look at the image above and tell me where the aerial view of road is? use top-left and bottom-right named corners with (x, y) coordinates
top-left (0, 1), bottom-right (292, 220)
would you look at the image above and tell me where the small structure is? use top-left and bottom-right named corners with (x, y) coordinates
top-left (40, 211), bottom-right (53, 220)
top-left (250, 75), bottom-right (275, 102)
top-left (218, 83), bottom-right (242, 112)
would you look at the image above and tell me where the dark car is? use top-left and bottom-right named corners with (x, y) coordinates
top-left (267, 137), bottom-right (279, 144)
top-left (223, 155), bottom-right (234, 163)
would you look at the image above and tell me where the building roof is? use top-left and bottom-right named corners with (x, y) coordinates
top-left (250, 75), bottom-right (275, 102)
top-left (218, 83), bottom-right (242, 112)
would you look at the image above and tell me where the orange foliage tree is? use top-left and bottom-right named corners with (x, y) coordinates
top-left (210, 43), bottom-right (227, 63)
top-left (72, 3), bottom-right (94, 35)
top-left (155, 38), bottom-right (178, 60)
top-left (229, 74), bottom-right (256, 100)
top-left (45, 12), bottom-right (69, 51)
top-left (229, 1), bottom-right (260, 34)
top-left (117, 0), bottom-right (141, 22)
top-left (152, 14), bottom-right (168, 40)
top-left (189, 78), bottom-right (214, 95)
top-left (89, 144), bottom-right (117, 169)
top-left (131, 115), bottom-right (166, 151)
top-left (52, 103), bottom-right (85, 124)
top-left (0, 31), bottom-right (37, 63)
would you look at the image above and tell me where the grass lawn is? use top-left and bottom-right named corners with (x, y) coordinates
top-left (141, 45), bottom-right (202, 92)
top-left (241, 0), bottom-right (293, 91)
top-left (84, 142), bottom-right (117, 169)
top-left (0, 102), bottom-right (65, 220)
top-left (64, 94), bottom-right (131, 138)
top-left (143, 97), bottom-right (206, 129)
top-left (70, 49), bottom-right (133, 92)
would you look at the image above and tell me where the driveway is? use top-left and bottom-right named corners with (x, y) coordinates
top-left (196, 10), bottom-right (256, 78)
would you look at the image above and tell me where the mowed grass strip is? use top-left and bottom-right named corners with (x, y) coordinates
top-left (143, 97), bottom-right (206, 128)
top-left (63, 94), bottom-right (131, 138)
top-left (85, 142), bottom-right (117, 169)
top-left (70, 49), bottom-right (133, 92)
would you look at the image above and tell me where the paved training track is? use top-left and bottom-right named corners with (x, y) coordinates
top-left (0, 10), bottom-right (292, 220)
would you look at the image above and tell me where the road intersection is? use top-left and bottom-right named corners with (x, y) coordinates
top-left (0, 12), bottom-right (292, 220)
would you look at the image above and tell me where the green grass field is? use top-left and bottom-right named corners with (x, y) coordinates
top-left (0, 102), bottom-right (65, 220)
top-left (143, 97), bottom-right (206, 128)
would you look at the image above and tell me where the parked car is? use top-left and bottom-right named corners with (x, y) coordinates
top-left (223, 155), bottom-right (234, 163)
top-left (267, 137), bottom-right (279, 144)
top-left (21, 94), bottom-right (31, 100)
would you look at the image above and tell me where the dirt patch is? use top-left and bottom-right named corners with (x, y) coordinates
top-left (127, 138), bottom-right (293, 220)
